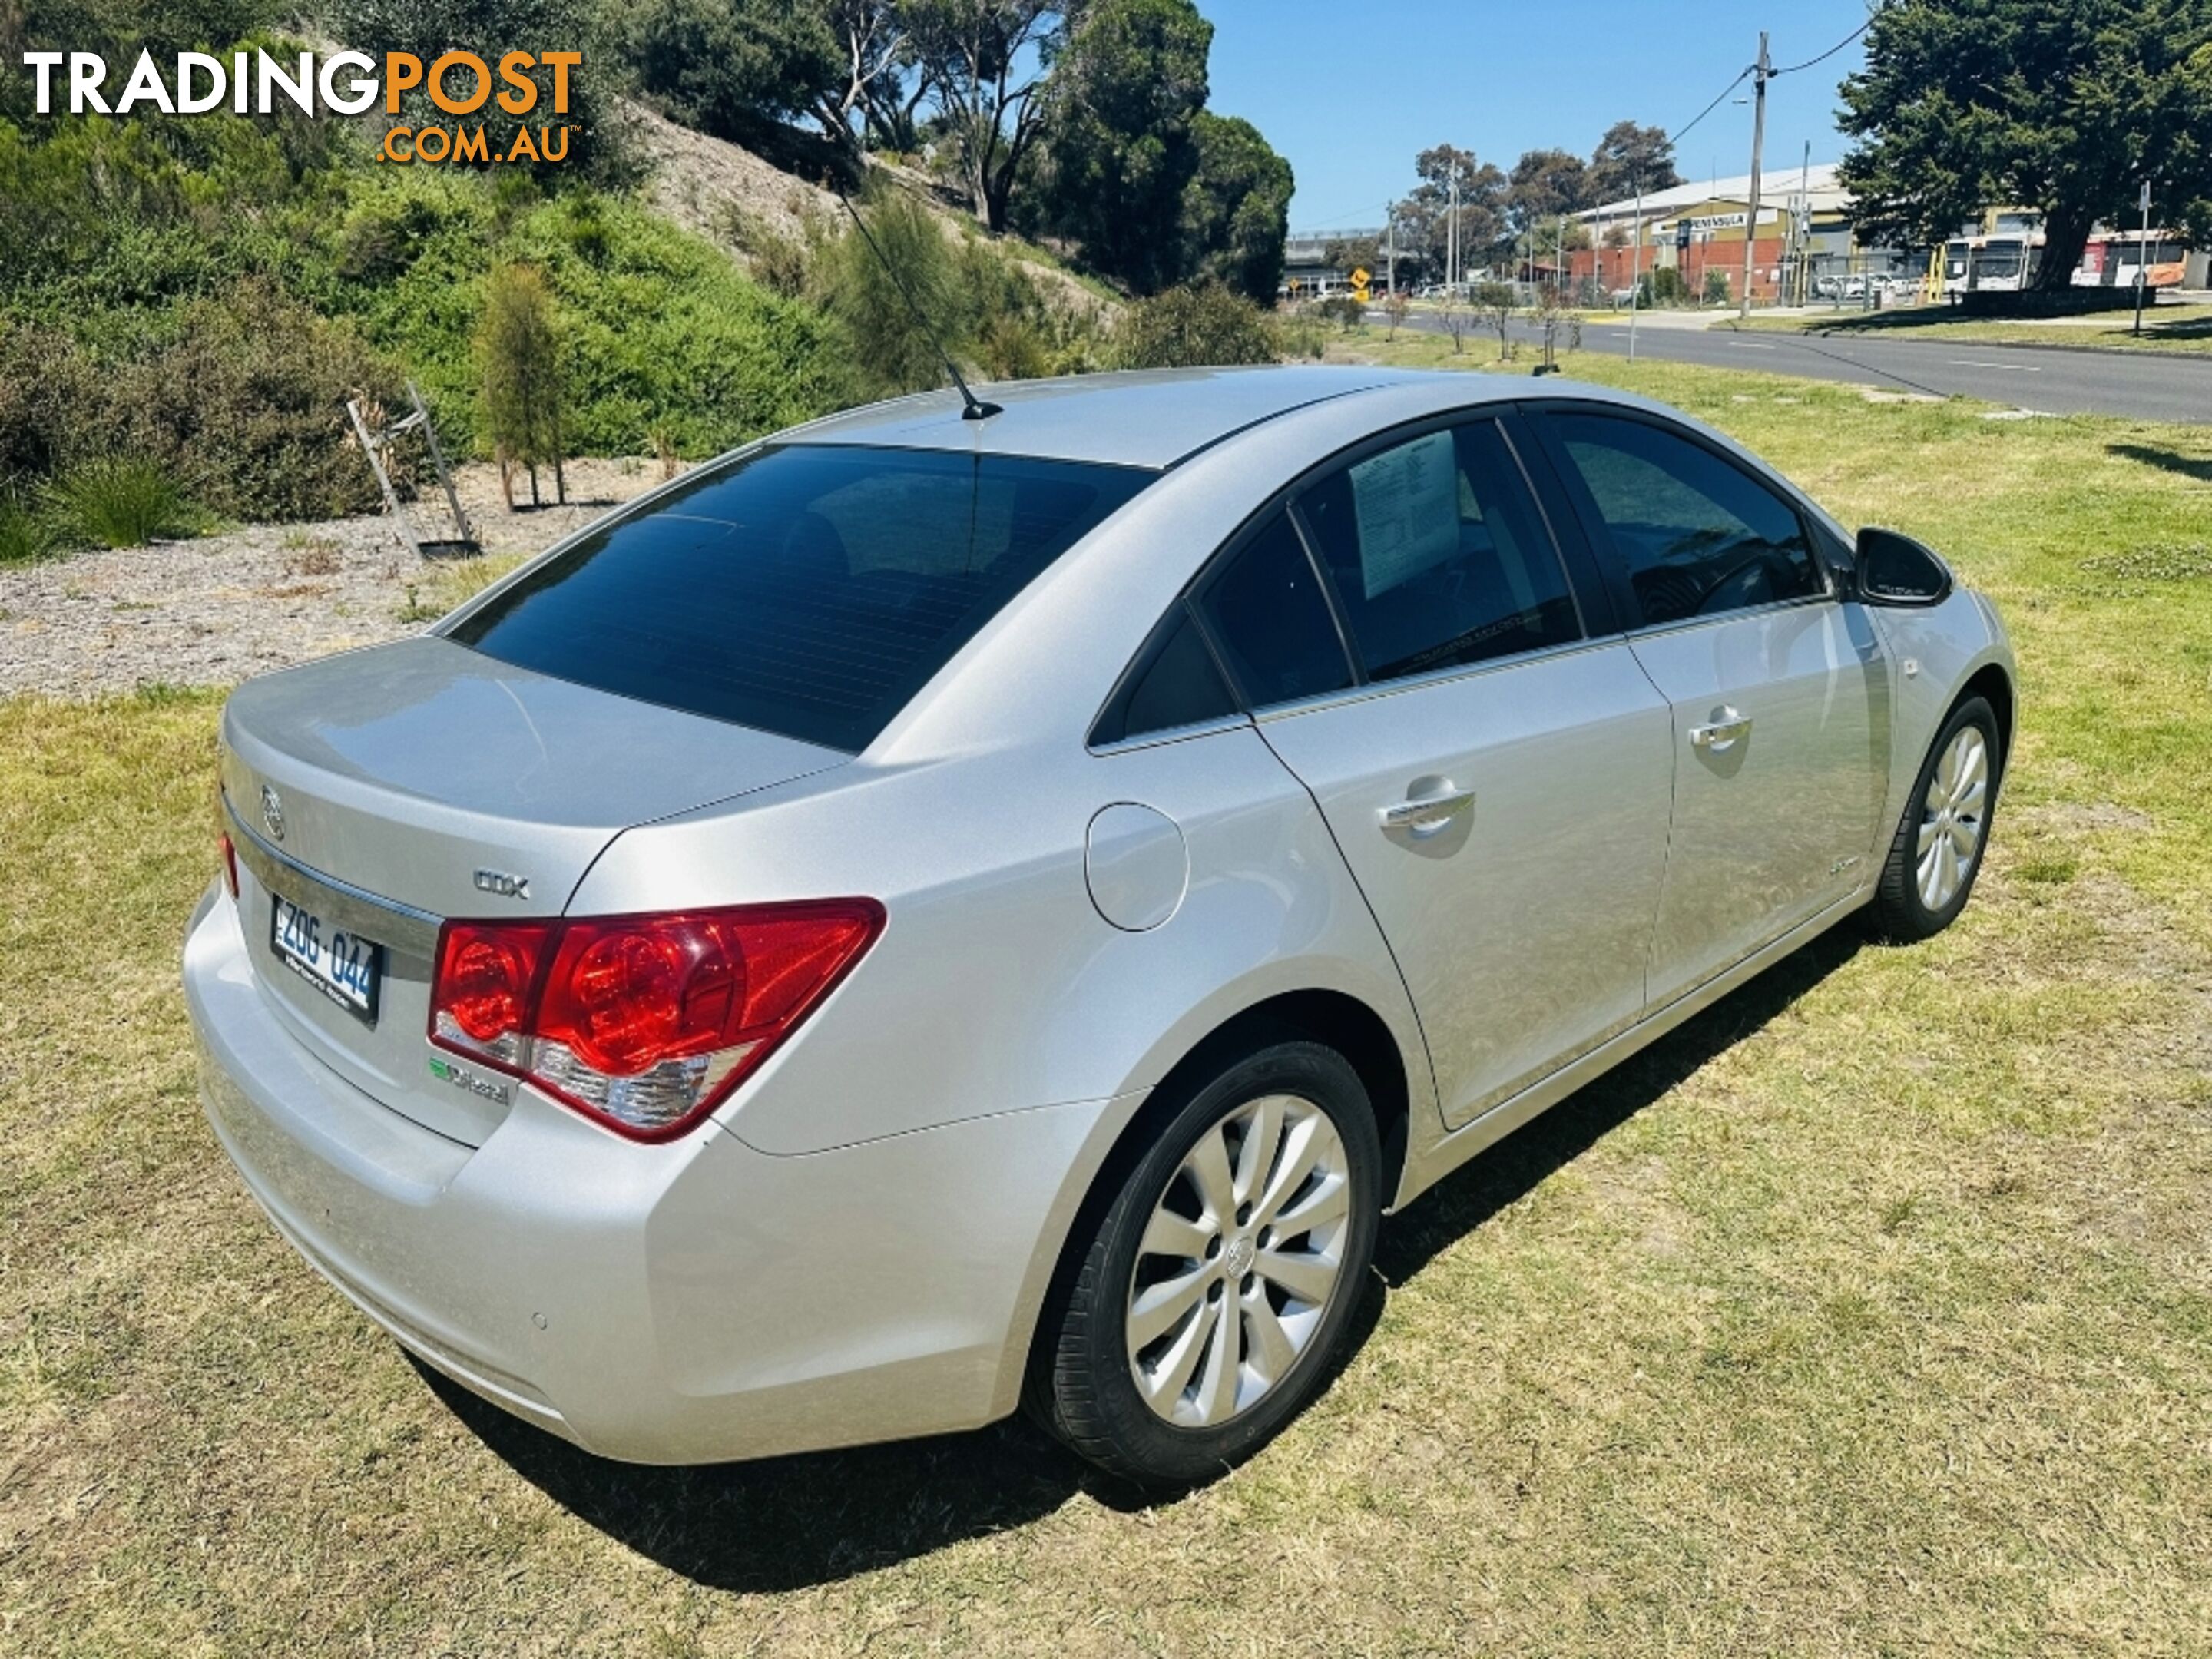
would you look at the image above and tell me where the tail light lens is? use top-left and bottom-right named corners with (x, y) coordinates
top-left (429, 902), bottom-right (883, 1141)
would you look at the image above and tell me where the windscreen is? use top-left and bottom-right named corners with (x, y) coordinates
top-left (447, 445), bottom-right (1152, 751)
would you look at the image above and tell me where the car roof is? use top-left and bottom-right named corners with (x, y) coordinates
top-left (780, 366), bottom-right (1519, 469)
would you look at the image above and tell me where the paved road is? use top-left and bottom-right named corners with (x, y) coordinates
top-left (1388, 311), bottom-right (2212, 423)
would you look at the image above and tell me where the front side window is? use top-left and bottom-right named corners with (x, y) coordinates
top-left (1296, 419), bottom-right (1581, 682)
top-left (1194, 512), bottom-right (1354, 709)
top-left (1544, 412), bottom-right (1823, 628)
top-left (446, 445), bottom-right (1151, 751)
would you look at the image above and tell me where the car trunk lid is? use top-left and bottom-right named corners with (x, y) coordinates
top-left (217, 635), bottom-right (847, 1144)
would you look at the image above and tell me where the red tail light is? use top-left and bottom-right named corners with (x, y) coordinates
top-left (219, 832), bottom-right (240, 899)
top-left (429, 902), bottom-right (883, 1141)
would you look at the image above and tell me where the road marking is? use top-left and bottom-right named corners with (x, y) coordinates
top-left (1947, 359), bottom-right (2042, 371)
top-left (1730, 341), bottom-right (1777, 349)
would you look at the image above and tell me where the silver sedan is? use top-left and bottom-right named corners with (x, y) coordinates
top-left (185, 367), bottom-right (2014, 1484)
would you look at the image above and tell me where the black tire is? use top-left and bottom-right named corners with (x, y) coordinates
top-left (1032, 1039), bottom-right (1382, 1487)
top-left (1866, 694), bottom-right (2002, 943)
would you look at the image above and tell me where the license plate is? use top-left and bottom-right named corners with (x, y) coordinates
top-left (270, 892), bottom-right (382, 1024)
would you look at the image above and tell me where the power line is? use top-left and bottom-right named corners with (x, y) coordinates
top-left (1771, 19), bottom-right (1870, 78)
top-left (1671, 66), bottom-right (1753, 148)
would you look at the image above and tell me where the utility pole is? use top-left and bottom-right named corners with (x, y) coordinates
top-left (2134, 178), bottom-right (2153, 336)
top-left (1628, 177), bottom-right (1643, 361)
top-left (1739, 31), bottom-right (1769, 320)
top-left (1795, 140), bottom-right (1810, 306)
top-left (1386, 214), bottom-right (1396, 296)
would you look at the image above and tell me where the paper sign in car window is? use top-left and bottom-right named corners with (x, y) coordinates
top-left (1349, 430), bottom-right (1460, 598)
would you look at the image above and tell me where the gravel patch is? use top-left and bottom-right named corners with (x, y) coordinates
top-left (0, 458), bottom-right (677, 700)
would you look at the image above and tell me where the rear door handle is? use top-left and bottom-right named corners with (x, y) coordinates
top-left (1377, 786), bottom-right (1475, 834)
top-left (1688, 708), bottom-right (1753, 753)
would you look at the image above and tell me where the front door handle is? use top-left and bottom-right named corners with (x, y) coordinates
top-left (1688, 708), bottom-right (1753, 753)
top-left (1377, 786), bottom-right (1475, 834)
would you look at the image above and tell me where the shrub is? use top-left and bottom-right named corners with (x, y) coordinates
top-left (0, 492), bottom-right (60, 565)
top-left (339, 174), bottom-right (848, 459)
top-left (48, 458), bottom-right (187, 548)
top-left (717, 205), bottom-right (813, 299)
top-left (1112, 282), bottom-right (1279, 368)
top-left (977, 313), bottom-right (1051, 381)
top-left (111, 282), bottom-right (405, 522)
top-left (1703, 268), bottom-right (1732, 306)
top-left (1316, 295), bottom-right (1365, 330)
top-left (818, 190), bottom-right (962, 399)
top-left (0, 285), bottom-right (400, 525)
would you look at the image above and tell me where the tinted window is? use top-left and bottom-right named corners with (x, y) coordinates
top-left (1297, 420), bottom-right (1581, 681)
top-left (447, 445), bottom-right (1150, 751)
top-left (1095, 607), bottom-right (1240, 743)
top-left (1546, 413), bottom-right (1823, 627)
top-left (1195, 512), bottom-right (1354, 708)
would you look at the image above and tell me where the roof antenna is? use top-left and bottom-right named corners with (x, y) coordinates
top-left (836, 190), bottom-right (1001, 421)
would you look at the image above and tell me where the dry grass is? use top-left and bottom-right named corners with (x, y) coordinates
top-left (4, 361), bottom-right (2210, 1656)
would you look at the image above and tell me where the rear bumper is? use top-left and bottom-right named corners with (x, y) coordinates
top-left (184, 886), bottom-right (1133, 1464)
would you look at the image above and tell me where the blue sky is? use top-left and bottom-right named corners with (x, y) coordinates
top-left (1197, 0), bottom-right (1873, 227)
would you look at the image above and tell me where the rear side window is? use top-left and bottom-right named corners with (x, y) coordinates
top-left (1296, 419), bottom-right (1581, 682)
top-left (1543, 412), bottom-right (1823, 628)
top-left (1093, 607), bottom-right (1240, 745)
top-left (1195, 512), bottom-right (1354, 709)
top-left (446, 445), bottom-right (1151, 751)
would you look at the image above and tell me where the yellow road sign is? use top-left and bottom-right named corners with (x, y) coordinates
top-left (1351, 267), bottom-right (1370, 286)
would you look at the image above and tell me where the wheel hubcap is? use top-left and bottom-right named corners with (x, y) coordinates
top-left (1125, 1094), bottom-right (1352, 1429)
top-left (1916, 724), bottom-right (1988, 912)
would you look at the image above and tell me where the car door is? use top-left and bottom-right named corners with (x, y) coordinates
top-left (1193, 413), bottom-right (1675, 1131)
top-left (1528, 406), bottom-right (1889, 1009)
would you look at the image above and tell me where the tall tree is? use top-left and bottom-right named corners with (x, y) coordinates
top-left (605, 0), bottom-right (843, 145)
top-left (1393, 144), bottom-right (1506, 278)
top-left (1028, 0), bottom-right (1212, 292)
top-left (904, 0), bottom-right (1068, 231)
top-left (1506, 147), bottom-right (1590, 234)
top-left (1839, 0), bottom-right (2212, 290)
top-left (810, 0), bottom-right (929, 154)
top-left (1585, 119), bottom-right (1681, 204)
top-left (1180, 111), bottom-right (1294, 300)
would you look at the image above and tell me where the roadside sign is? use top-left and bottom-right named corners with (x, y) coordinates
top-left (1351, 267), bottom-right (1370, 287)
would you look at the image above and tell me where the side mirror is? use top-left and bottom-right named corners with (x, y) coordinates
top-left (1855, 527), bottom-right (1954, 607)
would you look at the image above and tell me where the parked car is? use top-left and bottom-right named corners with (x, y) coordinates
top-left (187, 368), bottom-right (2014, 1485)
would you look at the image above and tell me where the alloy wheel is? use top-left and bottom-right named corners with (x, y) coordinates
top-left (1124, 1094), bottom-right (1353, 1429)
top-left (1916, 723), bottom-right (1989, 911)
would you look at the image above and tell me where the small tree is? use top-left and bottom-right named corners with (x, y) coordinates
top-left (1382, 290), bottom-right (1409, 337)
top-left (477, 263), bottom-right (567, 507)
top-left (1473, 280), bottom-right (1516, 359)
top-left (1112, 281), bottom-right (1278, 367)
top-left (1702, 267), bottom-right (1731, 306)
top-left (1435, 287), bottom-right (1470, 354)
top-left (820, 190), bottom-right (965, 399)
top-left (1528, 283), bottom-right (1578, 369)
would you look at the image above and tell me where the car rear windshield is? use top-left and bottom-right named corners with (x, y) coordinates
top-left (445, 445), bottom-right (1152, 751)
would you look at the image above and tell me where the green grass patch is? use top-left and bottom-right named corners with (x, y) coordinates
top-left (1723, 303), bottom-right (2212, 356)
top-left (5, 363), bottom-right (2212, 1654)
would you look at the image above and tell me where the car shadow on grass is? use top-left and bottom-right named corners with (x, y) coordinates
top-left (2106, 442), bottom-right (2212, 484)
top-left (1375, 924), bottom-right (1862, 1286)
top-left (427, 925), bottom-right (1861, 1591)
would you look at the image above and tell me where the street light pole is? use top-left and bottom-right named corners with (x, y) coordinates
top-left (2134, 178), bottom-right (2153, 337)
top-left (1448, 173), bottom-right (1459, 295)
top-left (1739, 31), bottom-right (1769, 320)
